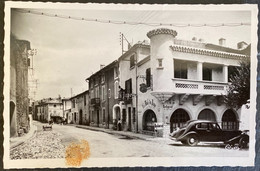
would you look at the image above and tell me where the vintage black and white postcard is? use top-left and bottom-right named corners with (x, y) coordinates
top-left (3, 2), bottom-right (258, 168)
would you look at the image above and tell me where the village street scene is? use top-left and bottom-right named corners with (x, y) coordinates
top-left (7, 3), bottom-right (254, 165)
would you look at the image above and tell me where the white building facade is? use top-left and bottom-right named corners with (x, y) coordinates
top-left (116, 28), bottom-right (250, 136)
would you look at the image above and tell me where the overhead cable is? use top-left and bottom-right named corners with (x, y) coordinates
top-left (14, 9), bottom-right (251, 27)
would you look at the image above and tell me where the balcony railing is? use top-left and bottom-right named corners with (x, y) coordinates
top-left (118, 91), bottom-right (132, 104)
top-left (90, 98), bottom-right (100, 106)
top-left (172, 78), bottom-right (228, 95)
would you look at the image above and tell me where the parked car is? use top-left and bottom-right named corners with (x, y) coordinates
top-left (169, 120), bottom-right (249, 149)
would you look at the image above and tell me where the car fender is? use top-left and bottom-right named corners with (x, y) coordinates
top-left (225, 134), bottom-right (249, 144)
top-left (177, 131), bottom-right (198, 141)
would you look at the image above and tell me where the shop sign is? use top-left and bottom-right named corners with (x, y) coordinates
top-left (163, 100), bottom-right (174, 109)
top-left (139, 83), bottom-right (147, 93)
top-left (142, 99), bottom-right (156, 108)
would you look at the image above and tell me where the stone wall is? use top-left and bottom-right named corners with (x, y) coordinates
top-left (10, 35), bottom-right (30, 137)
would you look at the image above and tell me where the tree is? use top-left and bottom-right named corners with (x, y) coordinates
top-left (224, 60), bottom-right (250, 109)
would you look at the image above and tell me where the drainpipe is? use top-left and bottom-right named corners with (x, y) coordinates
top-left (135, 53), bottom-right (138, 133)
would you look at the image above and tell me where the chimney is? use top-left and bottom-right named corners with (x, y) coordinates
top-left (192, 37), bottom-right (197, 41)
top-left (219, 38), bottom-right (226, 46)
top-left (237, 41), bottom-right (248, 50)
top-left (100, 64), bottom-right (105, 69)
top-left (198, 38), bottom-right (204, 43)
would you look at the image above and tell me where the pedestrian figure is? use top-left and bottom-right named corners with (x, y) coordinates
top-left (117, 119), bottom-right (122, 131)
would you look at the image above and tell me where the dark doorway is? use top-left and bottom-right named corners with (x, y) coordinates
top-left (97, 110), bottom-right (99, 127)
top-left (79, 110), bottom-right (83, 125)
top-left (222, 109), bottom-right (239, 130)
top-left (143, 109), bottom-right (157, 131)
top-left (122, 109), bottom-right (126, 129)
top-left (198, 109), bottom-right (216, 121)
top-left (128, 107), bottom-right (131, 131)
top-left (170, 109), bottom-right (190, 133)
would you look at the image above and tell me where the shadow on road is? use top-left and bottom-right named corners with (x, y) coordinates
top-left (169, 143), bottom-right (226, 149)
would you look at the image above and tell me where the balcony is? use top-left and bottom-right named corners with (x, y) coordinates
top-left (118, 91), bottom-right (132, 104)
top-left (91, 98), bottom-right (100, 106)
top-left (172, 78), bottom-right (228, 95)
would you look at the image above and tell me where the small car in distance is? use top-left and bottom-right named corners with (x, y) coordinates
top-left (169, 120), bottom-right (249, 149)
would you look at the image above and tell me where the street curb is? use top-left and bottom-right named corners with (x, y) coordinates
top-left (10, 124), bottom-right (38, 150)
top-left (75, 125), bottom-right (149, 140)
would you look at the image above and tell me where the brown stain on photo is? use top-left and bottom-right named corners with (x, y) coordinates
top-left (65, 140), bottom-right (90, 166)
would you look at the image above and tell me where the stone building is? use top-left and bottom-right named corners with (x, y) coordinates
top-left (36, 98), bottom-right (63, 123)
top-left (69, 90), bottom-right (89, 125)
top-left (86, 61), bottom-right (119, 129)
top-left (10, 35), bottom-right (31, 137)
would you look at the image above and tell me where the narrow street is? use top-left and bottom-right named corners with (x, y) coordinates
top-left (10, 121), bottom-right (249, 159)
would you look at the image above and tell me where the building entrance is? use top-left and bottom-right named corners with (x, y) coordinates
top-left (143, 109), bottom-right (157, 131)
top-left (79, 109), bottom-right (83, 125)
top-left (198, 109), bottom-right (216, 121)
top-left (222, 109), bottom-right (238, 130)
top-left (170, 109), bottom-right (190, 133)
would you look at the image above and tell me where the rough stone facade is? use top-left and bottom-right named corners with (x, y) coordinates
top-left (10, 35), bottom-right (31, 137)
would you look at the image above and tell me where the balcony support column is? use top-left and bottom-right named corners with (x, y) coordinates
top-left (223, 65), bottom-right (228, 83)
top-left (197, 62), bottom-right (203, 81)
top-left (173, 59), bottom-right (175, 78)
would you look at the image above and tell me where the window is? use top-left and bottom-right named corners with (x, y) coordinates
top-left (130, 55), bottom-right (135, 68)
top-left (198, 109), bottom-right (216, 121)
top-left (101, 85), bottom-right (105, 101)
top-left (203, 64), bottom-right (213, 81)
top-left (125, 79), bottom-right (132, 94)
top-left (196, 123), bottom-right (208, 129)
top-left (84, 94), bottom-right (86, 106)
top-left (146, 68), bottom-right (151, 87)
top-left (101, 74), bottom-right (105, 83)
top-left (95, 86), bottom-right (99, 98)
top-left (102, 109), bottom-right (105, 122)
top-left (90, 80), bottom-right (94, 88)
top-left (114, 67), bottom-right (119, 78)
top-left (222, 109), bottom-right (239, 130)
top-left (157, 59), bottom-right (163, 68)
top-left (114, 81), bottom-right (119, 99)
top-left (90, 90), bottom-right (94, 99)
top-left (72, 99), bottom-right (75, 108)
top-left (174, 60), bottom-right (187, 79)
top-left (54, 104), bottom-right (56, 107)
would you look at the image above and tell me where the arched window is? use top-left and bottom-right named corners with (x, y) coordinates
top-left (198, 109), bottom-right (216, 121)
top-left (170, 109), bottom-right (190, 132)
top-left (143, 110), bottom-right (157, 131)
top-left (222, 109), bottom-right (239, 130)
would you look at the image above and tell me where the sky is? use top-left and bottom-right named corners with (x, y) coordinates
top-left (10, 4), bottom-right (252, 101)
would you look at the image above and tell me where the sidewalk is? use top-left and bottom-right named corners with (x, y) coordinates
top-left (10, 123), bottom-right (37, 149)
top-left (74, 124), bottom-right (170, 142)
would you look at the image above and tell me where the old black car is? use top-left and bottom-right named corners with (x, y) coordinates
top-left (169, 120), bottom-right (249, 149)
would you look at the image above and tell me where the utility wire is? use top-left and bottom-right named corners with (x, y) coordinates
top-left (14, 9), bottom-right (251, 27)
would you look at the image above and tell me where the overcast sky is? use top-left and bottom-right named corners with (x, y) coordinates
top-left (10, 4), bottom-right (251, 100)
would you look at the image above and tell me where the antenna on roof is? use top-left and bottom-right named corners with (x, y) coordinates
top-left (119, 32), bottom-right (131, 55)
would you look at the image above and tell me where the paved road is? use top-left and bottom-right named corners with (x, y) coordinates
top-left (49, 123), bottom-right (249, 158)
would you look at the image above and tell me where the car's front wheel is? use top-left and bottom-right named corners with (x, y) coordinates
top-left (186, 135), bottom-right (199, 146)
